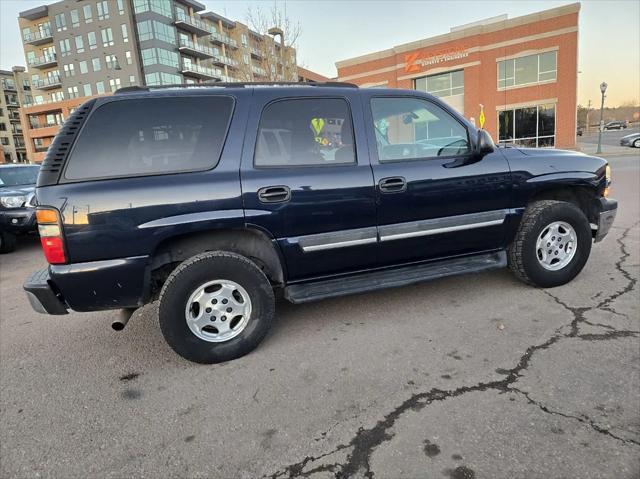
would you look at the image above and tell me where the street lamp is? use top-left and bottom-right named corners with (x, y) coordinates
top-left (596, 81), bottom-right (607, 154)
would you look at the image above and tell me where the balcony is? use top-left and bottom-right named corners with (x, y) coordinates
top-left (174, 12), bottom-right (215, 36)
top-left (32, 77), bottom-right (62, 90)
top-left (251, 65), bottom-right (267, 77)
top-left (210, 31), bottom-right (238, 49)
top-left (181, 62), bottom-right (221, 81)
top-left (28, 53), bottom-right (58, 70)
top-left (4, 98), bottom-right (19, 108)
top-left (250, 47), bottom-right (263, 59)
top-left (212, 55), bottom-right (238, 68)
top-left (23, 29), bottom-right (53, 46)
top-left (1, 81), bottom-right (17, 91)
top-left (178, 38), bottom-right (215, 59)
top-left (9, 114), bottom-right (21, 123)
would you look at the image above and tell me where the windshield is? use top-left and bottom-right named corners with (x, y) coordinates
top-left (0, 166), bottom-right (40, 187)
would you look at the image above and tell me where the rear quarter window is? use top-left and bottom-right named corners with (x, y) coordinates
top-left (63, 96), bottom-right (234, 181)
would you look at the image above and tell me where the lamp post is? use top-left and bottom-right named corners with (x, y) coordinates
top-left (596, 82), bottom-right (607, 154)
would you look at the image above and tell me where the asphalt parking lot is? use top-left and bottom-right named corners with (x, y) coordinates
top-left (580, 126), bottom-right (640, 147)
top-left (1, 153), bottom-right (638, 479)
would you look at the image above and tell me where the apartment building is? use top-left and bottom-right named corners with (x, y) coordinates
top-left (19, 0), bottom-right (299, 161)
top-left (336, 3), bottom-right (579, 148)
top-left (0, 67), bottom-right (31, 163)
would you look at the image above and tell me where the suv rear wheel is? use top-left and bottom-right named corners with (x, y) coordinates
top-left (508, 200), bottom-right (592, 288)
top-left (159, 251), bottom-right (275, 363)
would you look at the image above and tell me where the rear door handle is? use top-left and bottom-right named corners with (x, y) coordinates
top-left (379, 176), bottom-right (407, 193)
top-left (258, 185), bottom-right (291, 203)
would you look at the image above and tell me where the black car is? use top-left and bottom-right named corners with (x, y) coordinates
top-left (23, 83), bottom-right (617, 364)
top-left (0, 164), bottom-right (39, 253)
top-left (604, 121), bottom-right (628, 130)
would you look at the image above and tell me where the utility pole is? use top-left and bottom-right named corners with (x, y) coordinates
top-left (596, 82), bottom-right (607, 155)
top-left (586, 99), bottom-right (591, 134)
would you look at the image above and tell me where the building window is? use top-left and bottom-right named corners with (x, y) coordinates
top-left (129, 75), bottom-right (136, 85)
top-left (59, 39), bottom-right (71, 57)
top-left (117, 0), bottom-right (125, 14)
top-left (54, 13), bottom-right (67, 32)
top-left (145, 72), bottom-right (182, 86)
top-left (105, 54), bottom-right (117, 69)
top-left (414, 70), bottom-right (464, 113)
top-left (497, 51), bottom-right (557, 89)
top-left (243, 53), bottom-right (249, 64)
top-left (133, 0), bottom-right (173, 19)
top-left (121, 24), bottom-right (129, 43)
top-left (92, 57), bottom-right (102, 72)
top-left (75, 35), bottom-right (85, 53)
top-left (101, 28), bottom-right (114, 47)
top-left (83, 84), bottom-right (92, 97)
top-left (96, 81), bottom-right (105, 94)
top-left (70, 9), bottom-right (79, 28)
top-left (67, 86), bottom-right (79, 99)
top-left (498, 103), bottom-right (556, 147)
top-left (136, 20), bottom-right (176, 45)
top-left (79, 60), bottom-right (88, 74)
top-left (141, 47), bottom-right (179, 68)
top-left (241, 33), bottom-right (248, 46)
top-left (83, 4), bottom-right (93, 23)
top-left (97, 1), bottom-right (109, 20)
top-left (87, 31), bottom-right (97, 50)
top-left (125, 51), bottom-right (133, 65)
top-left (52, 91), bottom-right (64, 102)
top-left (109, 78), bottom-right (121, 92)
top-left (63, 63), bottom-right (75, 77)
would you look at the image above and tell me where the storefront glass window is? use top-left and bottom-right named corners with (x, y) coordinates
top-left (498, 104), bottom-right (555, 147)
top-left (497, 51), bottom-right (557, 89)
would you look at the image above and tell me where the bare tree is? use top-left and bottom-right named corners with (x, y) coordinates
top-left (236, 3), bottom-right (301, 82)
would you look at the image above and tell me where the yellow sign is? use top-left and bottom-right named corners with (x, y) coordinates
top-left (311, 118), bottom-right (325, 136)
top-left (479, 104), bottom-right (485, 129)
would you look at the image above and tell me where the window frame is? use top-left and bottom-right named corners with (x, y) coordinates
top-left (368, 95), bottom-right (473, 165)
top-left (61, 95), bottom-right (237, 183)
top-left (497, 103), bottom-right (556, 148)
top-left (252, 96), bottom-right (358, 169)
top-left (496, 50), bottom-right (558, 90)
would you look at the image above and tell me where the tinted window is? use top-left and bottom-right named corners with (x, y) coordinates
top-left (254, 98), bottom-right (355, 167)
top-left (64, 96), bottom-right (233, 180)
top-left (371, 97), bottom-right (470, 162)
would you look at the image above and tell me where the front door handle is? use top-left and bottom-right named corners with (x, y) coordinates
top-left (379, 176), bottom-right (407, 193)
top-left (258, 185), bottom-right (291, 203)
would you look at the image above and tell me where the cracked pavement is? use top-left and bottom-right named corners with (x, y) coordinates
top-left (1, 153), bottom-right (639, 478)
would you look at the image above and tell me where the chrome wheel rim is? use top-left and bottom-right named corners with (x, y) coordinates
top-left (184, 280), bottom-right (252, 343)
top-left (535, 221), bottom-right (577, 271)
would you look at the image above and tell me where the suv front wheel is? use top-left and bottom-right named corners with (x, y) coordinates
top-left (159, 251), bottom-right (275, 363)
top-left (508, 200), bottom-right (592, 288)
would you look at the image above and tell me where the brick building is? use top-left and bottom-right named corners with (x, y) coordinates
top-left (336, 3), bottom-right (580, 148)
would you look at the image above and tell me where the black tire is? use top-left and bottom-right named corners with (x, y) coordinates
top-left (159, 251), bottom-right (275, 364)
top-left (508, 200), bottom-right (592, 288)
top-left (0, 231), bottom-right (17, 254)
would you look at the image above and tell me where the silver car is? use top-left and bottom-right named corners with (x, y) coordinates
top-left (620, 132), bottom-right (640, 148)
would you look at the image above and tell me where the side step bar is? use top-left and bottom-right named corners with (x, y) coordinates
top-left (284, 251), bottom-right (506, 304)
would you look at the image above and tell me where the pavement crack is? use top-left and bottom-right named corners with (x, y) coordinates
top-left (513, 389), bottom-right (640, 447)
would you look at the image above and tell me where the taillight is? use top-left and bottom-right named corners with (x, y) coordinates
top-left (36, 208), bottom-right (67, 264)
top-left (604, 164), bottom-right (611, 197)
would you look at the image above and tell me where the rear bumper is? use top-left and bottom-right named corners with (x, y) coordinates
top-left (594, 197), bottom-right (617, 243)
top-left (24, 255), bottom-right (150, 314)
top-left (24, 269), bottom-right (68, 315)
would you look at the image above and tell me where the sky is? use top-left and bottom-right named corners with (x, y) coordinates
top-left (1, 0), bottom-right (638, 107)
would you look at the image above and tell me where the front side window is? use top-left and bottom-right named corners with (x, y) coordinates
top-left (254, 98), bottom-right (355, 167)
top-left (65, 96), bottom-right (234, 180)
top-left (370, 97), bottom-right (470, 162)
top-left (497, 51), bottom-right (557, 89)
top-left (498, 103), bottom-right (556, 147)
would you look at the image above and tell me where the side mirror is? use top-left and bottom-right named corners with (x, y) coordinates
top-left (477, 129), bottom-right (495, 155)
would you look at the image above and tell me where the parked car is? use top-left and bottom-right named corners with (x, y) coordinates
top-left (24, 83), bottom-right (617, 364)
top-left (0, 164), bottom-right (39, 253)
top-left (620, 132), bottom-right (640, 148)
top-left (604, 121), bottom-right (628, 130)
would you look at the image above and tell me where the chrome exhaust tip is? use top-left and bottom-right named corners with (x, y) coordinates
top-left (111, 308), bottom-right (135, 331)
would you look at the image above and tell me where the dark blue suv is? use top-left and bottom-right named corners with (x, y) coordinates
top-left (24, 83), bottom-right (617, 363)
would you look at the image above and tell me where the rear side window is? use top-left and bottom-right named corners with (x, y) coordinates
top-left (64, 96), bottom-right (233, 180)
top-left (254, 98), bottom-right (355, 167)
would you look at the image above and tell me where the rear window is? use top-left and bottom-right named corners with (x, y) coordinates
top-left (64, 96), bottom-right (233, 181)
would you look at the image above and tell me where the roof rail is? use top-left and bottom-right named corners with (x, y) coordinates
top-left (115, 81), bottom-right (358, 95)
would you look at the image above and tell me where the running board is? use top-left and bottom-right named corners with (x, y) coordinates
top-left (284, 251), bottom-right (506, 304)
